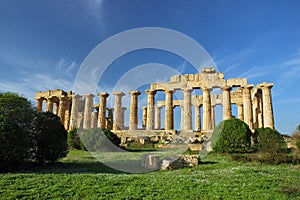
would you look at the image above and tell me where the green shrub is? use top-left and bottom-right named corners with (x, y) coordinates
top-left (80, 128), bottom-right (121, 152)
top-left (253, 128), bottom-right (287, 153)
top-left (211, 118), bottom-right (252, 153)
top-left (31, 112), bottom-right (68, 164)
top-left (67, 128), bottom-right (83, 150)
top-left (0, 93), bottom-right (34, 170)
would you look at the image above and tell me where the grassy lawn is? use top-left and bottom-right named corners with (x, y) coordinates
top-left (0, 150), bottom-right (299, 199)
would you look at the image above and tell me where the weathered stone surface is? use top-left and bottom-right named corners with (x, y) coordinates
top-left (141, 154), bottom-right (160, 170)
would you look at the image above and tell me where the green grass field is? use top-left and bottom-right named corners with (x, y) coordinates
top-left (0, 150), bottom-right (299, 199)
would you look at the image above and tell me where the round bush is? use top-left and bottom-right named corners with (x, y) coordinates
top-left (31, 112), bottom-right (68, 163)
top-left (0, 93), bottom-right (34, 169)
top-left (253, 127), bottom-right (287, 153)
top-left (211, 118), bottom-right (252, 153)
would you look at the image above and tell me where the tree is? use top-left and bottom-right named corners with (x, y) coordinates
top-left (253, 128), bottom-right (287, 153)
top-left (67, 128), bottom-right (83, 150)
top-left (31, 112), bottom-right (68, 164)
top-left (80, 128), bottom-right (121, 152)
top-left (0, 93), bottom-right (34, 169)
top-left (211, 118), bottom-right (252, 153)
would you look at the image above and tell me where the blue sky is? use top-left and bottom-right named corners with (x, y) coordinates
top-left (0, 0), bottom-right (300, 134)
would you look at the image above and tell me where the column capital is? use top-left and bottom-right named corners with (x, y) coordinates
top-left (112, 91), bottom-right (125, 97)
top-left (202, 87), bottom-right (212, 92)
top-left (145, 90), bottom-right (156, 95)
top-left (257, 82), bottom-right (274, 89)
top-left (242, 84), bottom-right (254, 90)
top-left (121, 107), bottom-right (127, 111)
top-left (128, 90), bottom-right (141, 96)
top-left (164, 89), bottom-right (175, 94)
top-left (221, 85), bottom-right (232, 92)
top-left (182, 87), bottom-right (193, 93)
top-left (107, 107), bottom-right (114, 111)
top-left (71, 94), bottom-right (81, 99)
top-left (83, 94), bottom-right (95, 98)
top-left (98, 92), bottom-right (109, 98)
top-left (142, 106), bottom-right (147, 110)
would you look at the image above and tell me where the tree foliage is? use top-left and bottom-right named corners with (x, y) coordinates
top-left (253, 128), bottom-right (287, 153)
top-left (31, 112), bottom-right (68, 164)
top-left (80, 128), bottom-right (121, 152)
top-left (0, 93), bottom-right (34, 168)
top-left (211, 118), bottom-right (252, 153)
top-left (67, 128), bottom-right (83, 150)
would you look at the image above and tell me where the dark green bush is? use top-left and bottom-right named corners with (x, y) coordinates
top-left (253, 128), bottom-right (287, 153)
top-left (80, 128), bottom-right (121, 152)
top-left (31, 112), bottom-right (68, 164)
top-left (67, 128), bottom-right (83, 150)
top-left (0, 93), bottom-right (34, 169)
top-left (211, 118), bottom-right (252, 153)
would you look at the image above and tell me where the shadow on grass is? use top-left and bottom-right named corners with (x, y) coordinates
top-left (200, 161), bottom-right (218, 165)
top-left (1, 161), bottom-right (127, 174)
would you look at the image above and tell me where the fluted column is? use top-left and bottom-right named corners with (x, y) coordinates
top-left (258, 94), bottom-right (264, 128)
top-left (164, 89), bottom-right (174, 130)
top-left (83, 94), bottom-right (94, 129)
top-left (259, 83), bottom-right (274, 129)
top-left (146, 90), bottom-right (156, 130)
top-left (129, 90), bottom-right (141, 130)
top-left (69, 94), bottom-right (80, 129)
top-left (155, 105), bottom-right (163, 130)
top-left (107, 108), bottom-right (114, 130)
top-left (35, 97), bottom-right (43, 112)
top-left (243, 85), bottom-right (254, 130)
top-left (64, 97), bottom-right (71, 130)
top-left (183, 88), bottom-right (193, 131)
top-left (194, 104), bottom-right (202, 131)
top-left (203, 88), bottom-right (212, 131)
top-left (142, 106), bottom-right (147, 129)
top-left (113, 92), bottom-right (125, 130)
top-left (237, 103), bottom-right (244, 121)
top-left (120, 107), bottom-right (126, 129)
top-left (211, 105), bottom-right (215, 129)
top-left (252, 96), bottom-right (259, 130)
top-left (58, 96), bottom-right (67, 124)
top-left (91, 112), bottom-right (98, 128)
top-left (180, 105), bottom-right (184, 130)
top-left (46, 97), bottom-right (54, 112)
top-left (97, 92), bottom-right (109, 128)
top-left (221, 86), bottom-right (232, 120)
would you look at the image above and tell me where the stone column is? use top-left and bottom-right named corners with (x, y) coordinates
top-left (112, 92), bottom-right (125, 130)
top-left (183, 88), bottom-right (193, 131)
top-left (97, 92), bottom-right (109, 128)
top-left (120, 107), bottom-right (126, 129)
top-left (203, 88), bottom-right (212, 131)
top-left (129, 90), bottom-right (141, 130)
top-left (258, 94), bottom-right (264, 128)
top-left (46, 97), bottom-right (54, 112)
top-left (35, 97), bottom-right (43, 112)
top-left (164, 89), bottom-right (174, 130)
top-left (107, 108), bottom-right (114, 130)
top-left (91, 112), bottom-right (98, 128)
top-left (221, 86), bottom-right (232, 120)
top-left (64, 97), bottom-right (71, 130)
top-left (252, 96), bottom-right (259, 130)
top-left (155, 105), bottom-right (163, 130)
top-left (242, 85), bottom-right (254, 130)
top-left (83, 94), bottom-right (94, 129)
top-left (142, 106), bottom-right (147, 129)
top-left (211, 105), bottom-right (215, 129)
top-left (194, 104), bottom-right (202, 131)
top-left (236, 103), bottom-right (244, 121)
top-left (146, 90), bottom-right (156, 130)
top-left (180, 105), bottom-right (184, 130)
top-left (259, 83), bottom-right (274, 129)
top-left (69, 94), bottom-right (80, 129)
top-left (58, 96), bottom-right (67, 124)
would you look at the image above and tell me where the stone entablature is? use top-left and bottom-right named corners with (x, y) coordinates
top-left (35, 68), bottom-right (275, 134)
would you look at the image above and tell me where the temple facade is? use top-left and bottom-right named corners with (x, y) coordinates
top-left (35, 68), bottom-right (274, 135)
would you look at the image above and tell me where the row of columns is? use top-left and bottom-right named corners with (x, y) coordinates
top-left (36, 83), bottom-right (274, 131)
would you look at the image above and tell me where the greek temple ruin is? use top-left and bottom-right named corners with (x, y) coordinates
top-left (35, 68), bottom-right (274, 137)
